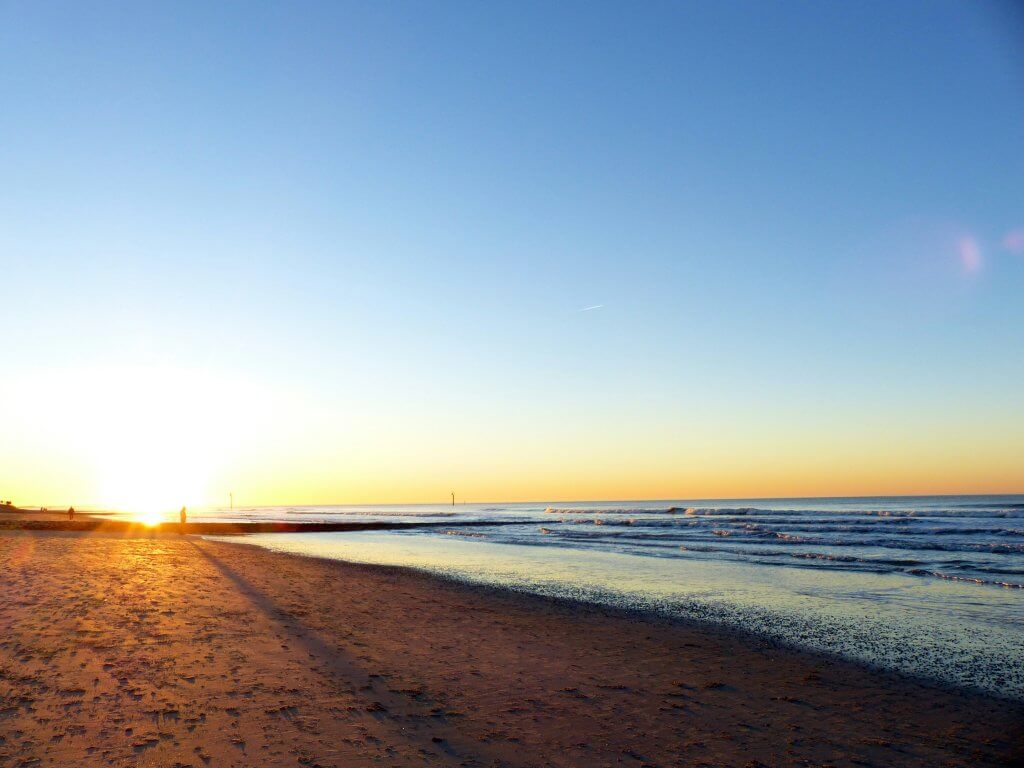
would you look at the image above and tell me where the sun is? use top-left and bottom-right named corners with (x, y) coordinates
top-left (21, 363), bottom-right (269, 518)
top-left (70, 365), bottom-right (225, 521)
top-left (93, 435), bottom-right (205, 523)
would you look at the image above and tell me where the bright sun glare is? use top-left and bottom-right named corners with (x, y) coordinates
top-left (54, 365), bottom-right (245, 518)
top-left (12, 363), bottom-right (272, 515)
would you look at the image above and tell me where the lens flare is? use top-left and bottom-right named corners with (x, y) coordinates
top-left (957, 236), bottom-right (981, 273)
top-left (1002, 229), bottom-right (1024, 254)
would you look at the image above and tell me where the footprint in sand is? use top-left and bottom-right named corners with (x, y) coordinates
top-left (132, 737), bottom-right (159, 753)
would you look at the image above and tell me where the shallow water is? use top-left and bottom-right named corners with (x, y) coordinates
top-left (184, 495), bottom-right (1024, 587)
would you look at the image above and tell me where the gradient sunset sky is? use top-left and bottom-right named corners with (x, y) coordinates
top-left (2, 1), bottom-right (1023, 509)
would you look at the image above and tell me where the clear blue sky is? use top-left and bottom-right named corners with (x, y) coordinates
top-left (2, 1), bottom-right (1023, 505)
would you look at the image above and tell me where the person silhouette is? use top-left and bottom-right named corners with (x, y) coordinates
top-left (179, 506), bottom-right (187, 530)
top-left (67, 506), bottom-right (74, 521)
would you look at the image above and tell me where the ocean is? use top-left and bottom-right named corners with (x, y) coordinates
top-left (194, 495), bottom-right (1024, 698)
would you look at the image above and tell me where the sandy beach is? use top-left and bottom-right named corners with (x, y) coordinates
top-left (1, 529), bottom-right (1021, 768)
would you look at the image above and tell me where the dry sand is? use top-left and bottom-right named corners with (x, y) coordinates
top-left (0, 529), bottom-right (1021, 767)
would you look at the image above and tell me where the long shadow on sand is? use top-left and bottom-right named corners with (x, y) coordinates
top-left (188, 539), bottom-right (501, 768)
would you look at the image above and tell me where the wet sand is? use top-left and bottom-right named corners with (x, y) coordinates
top-left (1, 530), bottom-right (1021, 767)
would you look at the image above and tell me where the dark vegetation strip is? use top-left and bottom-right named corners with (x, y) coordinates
top-left (0, 518), bottom-right (531, 535)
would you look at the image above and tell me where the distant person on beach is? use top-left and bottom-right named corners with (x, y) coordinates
top-left (180, 506), bottom-right (187, 529)
top-left (67, 506), bottom-right (74, 521)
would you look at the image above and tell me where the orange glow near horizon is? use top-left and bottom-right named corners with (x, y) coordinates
top-left (0, 363), bottom-right (1022, 510)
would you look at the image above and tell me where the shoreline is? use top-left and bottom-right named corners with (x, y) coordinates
top-left (222, 526), bottom-right (1024, 701)
top-left (216, 533), bottom-right (1023, 706)
top-left (2, 529), bottom-right (1021, 766)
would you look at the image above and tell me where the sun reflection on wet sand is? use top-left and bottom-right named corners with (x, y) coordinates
top-left (138, 511), bottom-right (164, 527)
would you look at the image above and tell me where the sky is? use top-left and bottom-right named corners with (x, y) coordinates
top-left (1, 0), bottom-right (1023, 509)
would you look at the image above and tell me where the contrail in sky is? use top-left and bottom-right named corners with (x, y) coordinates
top-left (578, 304), bottom-right (604, 312)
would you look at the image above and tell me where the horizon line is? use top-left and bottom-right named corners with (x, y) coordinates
top-left (17, 489), bottom-right (1024, 512)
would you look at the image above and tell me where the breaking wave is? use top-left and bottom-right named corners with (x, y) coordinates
top-left (474, 496), bottom-right (1024, 591)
